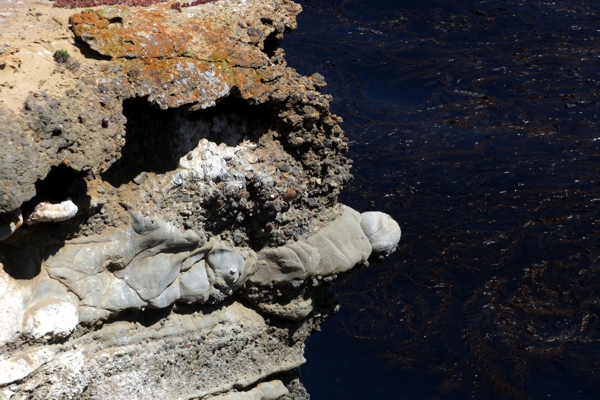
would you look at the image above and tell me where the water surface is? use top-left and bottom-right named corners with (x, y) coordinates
top-left (282, 0), bottom-right (600, 398)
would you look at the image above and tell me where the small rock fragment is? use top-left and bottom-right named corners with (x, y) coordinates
top-left (25, 200), bottom-right (78, 225)
top-left (278, 163), bottom-right (290, 172)
top-left (172, 172), bottom-right (184, 186)
top-left (133, 172), bottom-right (148, 185)
top-left (283, 188), bottom-right (297, 203)
top-left (265, 222), bottom-right (274, 232)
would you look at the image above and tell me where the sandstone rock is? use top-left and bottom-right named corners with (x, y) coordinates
top-left (148, 277), bottom-right (181, 308)
top-left (37, 214), bottom-right (257, 321)
top-left (0, 106), bottom-right (41, 214)
top-left (207, 247), bottom-right (247, 287)
top-left (67, 271), bottom-right (147, 314)
top-left (22, 298), bottom-right (78, 340)
top-left (0, 301), bottom-right (316, 399)
top-left (0, 271), bottom-right (36, 347)
top-left (0, 347), bottom-right (58, 386)
top-left (253, 297), bottom-right (314, 322)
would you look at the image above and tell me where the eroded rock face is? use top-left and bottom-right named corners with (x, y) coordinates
top-left (0, 300), bottom-right (329, 399)
top-left (0, 0), bottom-right (401, 398)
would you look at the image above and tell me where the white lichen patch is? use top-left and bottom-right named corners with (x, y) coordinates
top-left (22, 298), bottom-right (79, 340)
top-left (176, 138), bottom-right (276, 203)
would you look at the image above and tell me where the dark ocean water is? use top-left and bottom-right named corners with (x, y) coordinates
top-left (281, 0), bottom-right (600, 399)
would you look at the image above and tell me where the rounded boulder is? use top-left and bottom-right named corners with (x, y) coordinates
top-left (360, 211), bottom-right (401, 257)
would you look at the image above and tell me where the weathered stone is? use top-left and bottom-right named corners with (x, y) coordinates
top-left (0, 346), bottom-right (59, 386)
top-left (38, 213), bottom-right (255, 318)
top-left (0, 301), bottom-right (321, 398)
top-left (249, 205), bottom-right (372, 286)
top-left (148, 277), bottom-right (181, 308)
top-left (179, 260), bottom-right (211, 303)
top-left (207, 244), bottom-right (249, 289)
top-left (69, 1), bottom-right (301, 110)
top-left (22, 297), bottom-right (79, 340)
top-left (132, 171), bottom-right (148, 185)
top-left (24, 199), bottom-right (78, 225)
top-left (0, 0), bottom-right (401, 398)
top-left (253, 297), bottom-right (314, 322)
top-left (0, 106), bottom-right (40, 214)
top-left (360, 211), bottom-right (402, 257)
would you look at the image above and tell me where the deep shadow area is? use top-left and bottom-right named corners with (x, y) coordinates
top-left (102, 95), bottom-right (272, 187)
top-left (263, 30), bottom-right (281, 58)
top-left (99, 296), bottom-right (235, 329)
top-left (73, 37), bottom-right (113, 61)
top-left (20, 165), bottom-right (85, 215)
top-left (1, 164), bottom-right (91, 280)
top-left (0, 226), bottom-right (62, 279)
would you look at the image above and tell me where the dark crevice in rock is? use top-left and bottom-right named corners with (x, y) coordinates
top-left (263, 30), bottom-right (280, 57)
top-left (85, 303), bottom-right (175, 329)
top-left (0, 226), bottom-right (61, 280)
top-left (107, 16), bottom-right (124, 25)
top-left (1, 165), bottom-right (91, 279)
top-left (234, 367), bottom-right (307, 397)
top-left (81, 297), bottom-right (235, 332)
top-left (21, 165), bottom-right (84, 212)
top-left (21, 164), bottom-right (91, 236)
top-left (73, 37), bottom-right (112, 61)
top-left (101, 95), bottom-right (270, 187)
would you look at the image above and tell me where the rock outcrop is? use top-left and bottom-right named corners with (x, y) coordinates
top-left (0, 0), bottom-right (401, 398)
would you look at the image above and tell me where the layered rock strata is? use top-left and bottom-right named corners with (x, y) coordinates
top-left (0, 0), bottom-right (401, 398)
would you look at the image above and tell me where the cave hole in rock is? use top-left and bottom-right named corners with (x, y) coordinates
top-left (20, 164), bottom-right (88, 217)
top-left (102, 95), bottom-right (272, 187)
top-left (263, 30), bottom-right (280, 58)
top-left (1, 165), bottom-right (89, 280)
top-left (73, 37), bottom-right (112, 61)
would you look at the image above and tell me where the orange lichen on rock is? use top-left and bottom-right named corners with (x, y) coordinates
top-left (70, 6), bottom-right (193, 58)
top-left (124, 58), bottom-right (231, 109)
top-left (70, 2), bottom-right (300, 109)
top-left (54, 0), bottom-right (216, 9)
top-left (55, 0), bottom-right (167, 8)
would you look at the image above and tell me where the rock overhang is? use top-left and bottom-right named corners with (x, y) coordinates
top-left (68, 0), bottom-right (301, 109)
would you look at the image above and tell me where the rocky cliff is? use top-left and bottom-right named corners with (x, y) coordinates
top-left (0, 0), bottom-right (400, 398)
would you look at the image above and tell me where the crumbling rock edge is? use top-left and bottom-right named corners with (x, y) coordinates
top-left (0, 0), bottom-right (401, 398)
